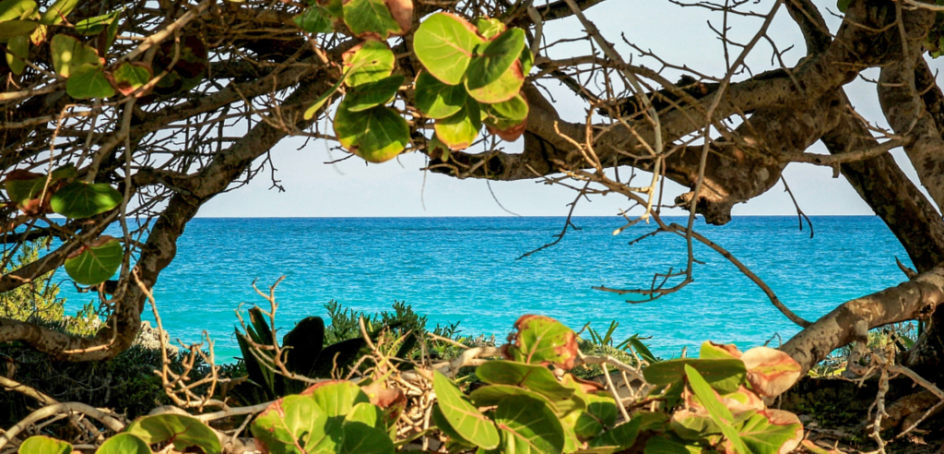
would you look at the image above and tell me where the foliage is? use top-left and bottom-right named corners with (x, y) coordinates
top-left (0, 240), bottom-right (62, 322)
top-left (21, 413), bottom-right (219, 454)
top-left (23, 315), bottom-right (811, 454)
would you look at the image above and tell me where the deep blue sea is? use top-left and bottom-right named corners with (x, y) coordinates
top-left (56, 216), bottom-right (912, 361)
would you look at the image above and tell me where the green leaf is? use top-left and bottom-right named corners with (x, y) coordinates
top-left (470, 384), bottom-right (558, 410)
top-left (340, 421), bottom-right (395, 454)
top-left (684, 365), bottom-right (749, 454)
top-left (304, 72), bottom-right (348, 120)
top-left (736, 411), bottom-right (803, 454)
top-left (837, 0), bottom-right (851, 12)
top-left (627, 336), bottom-right (659, 363)
top-left (699, 342), bottom-right (741, 360)
top-left (39, 0), bottom-right (78, 24)
top-left (50, 34), bottom-right (101, 77)
top-left (4, 33), bottom-right (28, 75)
top-left (572, 393), bottom-right (617, 439)
top-left (0, 19), bottom-right (36, 38)
top-left (5, 174), bottom-right (46, 205)
top-left (434, 98), bottom-right (481, 151)
top-left (494, 395), bottom-right (565, 454)
top-left (334, 101), bottom-right (409, 163)
top-left (465, 59), bottom-right (524, 104)
top-left (588, 418), bottom-right (642, 450)
top-left (432, 404), bottom-right (475, 448)
top-left (414, 12), bottom-right (484, 85)
top-left (295, 5), bottom-right (333, 34)
top-left (342, 0), bottom-right (403, 39)
top-left (50, 181), bottom-right (122, 218)
top-left (307, 380), bottom-right (371, 435)
top-left (343, 39), bottom-right (395, 87)
top-left (344, 74), bottom-right (403, 112)
top-left (643, 359), bottom-right (746, 395)
top-left (126, 414), bottom-right (222, 454)
top-left (282, 316), bottom-right (325, 377)
top-left (67, 67), bottom-right (116, 99)
top-left (251, 395), bottom-right (339, 454)
top-left (345, 401), bottom-right (385, 429)
top-left (474, 17), bottom-right (505, 39)
top-left (18, 436), bottom-right (72, 454)
top-left (415, 70), bottom-right (467, 119)
top-left (112, 62), bottom-right (152, 96)
top-left (64, 237), bottom-right (122, 285)
top-left (519, 46), bottom-right (533, 75)
top-left (476, 361), bottom-right (576, 403)
top-left (74, 10), bottom-right (122, 35)
top-left (95, 433), bottom-right (150, 454)
top-left (432, 370), bottom-right (500, 450)
top-left (105, 11), bottom-right (120, 49)
top-left (484, 93), bottom-right (528, 141)
top-left (466, 28), bottom-right (525, 90)
top-left (643, 434), bottom-right (707, 454)
top-left (504, 315), bottom-right (579, 370)
top-left (0, 0), bottom-right (36, 22)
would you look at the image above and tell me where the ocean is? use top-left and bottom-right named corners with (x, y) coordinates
top-left (57, 216), bottom-right (912, 361)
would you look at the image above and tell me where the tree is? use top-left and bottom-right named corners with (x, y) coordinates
top-left (1, 0), bottom-right (943, 394)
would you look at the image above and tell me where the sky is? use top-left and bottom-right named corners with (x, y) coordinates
top-left (198, 0), bottom-right (941, 218)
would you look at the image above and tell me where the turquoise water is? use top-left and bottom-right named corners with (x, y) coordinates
top-left (57, 216), bottom-right (911, 361)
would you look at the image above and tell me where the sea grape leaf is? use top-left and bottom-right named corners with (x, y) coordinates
top-left (333, 101), bottom-right (409, 163)
top-left (67, 67), bottom-right (116, 99)
top-left (95, 433), bottom-right (151, 454)
top-left (520, 46), bottom-right (534, 75)
top-left (18, 435), bottom-right (72, 454)
top-left (475, 17), bottom-right (505, 39)
top-left (736, 410), bottom-right (803, 454)
top-left (573, 393), bottom-right (617, 439)
top-left (415, 70), bottom-right (468, 119)
top-left (504, 314), bottom-right (579, 370)
top-left (50, 34), bottom-right (101, 77)
top-left (588, 418), bottom-right (642, 450)
top-left (434, 98), bottom-right (481, 151)
top-left (0, 0), bottom-right (36, 22)
top-left (345, 401), bottom-right (384, 429)
top-left (340, 421), bottom-right (395, 454)
top-left (282, 316), bottom-right (325, 377)
top-left (304, 72), bottom-right (348, 120)
top-left (111, 62), bottom-right (152, 96)
top-left (740, 347), bottom-right (802, 398)
top-left (484, 93), bottom-right (528, 141)
top-left (432, 404), bottom-right (476, 448)
top-left (305, 380), bottom-right (371, 437)
top-left (126, 414), bottom-right (222, 454)
top-left (0, 19), bottom-right (36, 38)
top-left (342, 39), bottom-right (395, 87)
top-left (684, 365), bottom-right (749, 454)
top-left (494, 395), bottom-right (565, 454)
top-left (251, 394), bottom-right (339, 454)
top-left (344, 74), bottom-right (403, 112)
top-left (475, 360), bottom-right (577, 404)
top-left (295, 5), bottom-right (333, 34)
top-left (5, 34), bottom-right (28, 75)
top-left (465, 59), bottom-right (524, 104)
top-left (74, 10), bottom-right (122, 35)
top-left (643, 434), bottom-right (707, 454)
top-left (50, 181), bottom-right (122, 218)
top-left (39, 0), bottom-right (78, 24)
top-left (64, 237), bottom-right (122, 286)
top-left (643, 359), bottom-right (746, 395)
top-left (432, 370), bottom-right (500, 449)
top-left (342, 0), bottom-right (404, 39)
top-left (5, 172), bottom-right (47, 205)
top-left (466, 28), bottom-right (525, 89)
top-left (413, 12), bottom-right (484, 85)
top-left (700, 342), bottom-right (741, 360)
top-left (470, 384), bottom-right (557, 410)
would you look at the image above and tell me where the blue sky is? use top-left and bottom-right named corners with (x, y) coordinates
top-left (199, 0), bottom-right (939, 217)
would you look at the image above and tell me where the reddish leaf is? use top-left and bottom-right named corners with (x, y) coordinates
top-left (502, 314), bottom-right (578, 370)
top-left (383, 0), bottom-right (412, 35)
top-left (741, 347), bottom-right (801, 398)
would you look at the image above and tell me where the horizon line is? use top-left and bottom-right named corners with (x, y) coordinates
top-left (189, 214), bottom-right (881, 219)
